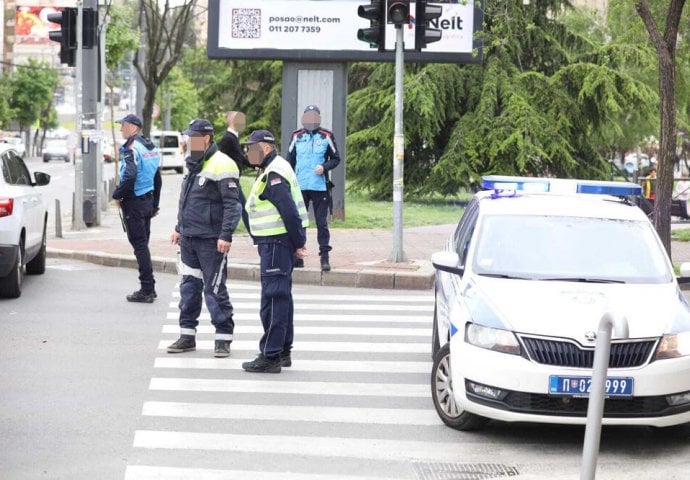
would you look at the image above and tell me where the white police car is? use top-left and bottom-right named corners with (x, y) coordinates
top-left (431, 176), bottom-right (690, 430)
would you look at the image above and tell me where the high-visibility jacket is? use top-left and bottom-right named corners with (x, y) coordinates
top-left (246, 155), bottom-right (309, 237)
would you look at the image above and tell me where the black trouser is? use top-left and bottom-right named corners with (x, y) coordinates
top-left (122, 194), bottom-right (155, 293)
top-left (258, 241), bottom-right (294, 358)
top-left (302, 189), bottom-right (331, 256)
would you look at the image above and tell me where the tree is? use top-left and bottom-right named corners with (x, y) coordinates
top-left (346, 0), bottom-right (657, 199)
top-left (104, 2), bottom-right (139, 174)
top-left (8, 60), bottom-right (59, 155)
top-left (155, 65), bottom-right (200, 131)
top-left (134, 0), bottom-right (196, 137)
top-left (0, 74), bottom-right (12, 129)
top-left (634, 0), bottom-right (687, 255)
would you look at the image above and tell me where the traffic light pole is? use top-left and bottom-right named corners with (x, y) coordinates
top-left (388, 25), bottom-right (407, 263)
top-left (72, 1), bottom-right (86, 231)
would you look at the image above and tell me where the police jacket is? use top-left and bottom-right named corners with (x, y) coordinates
top-left (112, 134), bottom-right (162, 205)
top-left (287, 128), bottom-right (340, 191)
top-left (175, 143), bottom-right (242, 242)
top-left (246, 150), bottom-right (308, 251)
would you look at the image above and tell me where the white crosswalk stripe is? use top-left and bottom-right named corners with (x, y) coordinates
top-left (125, 281), bottom-right (438, 480)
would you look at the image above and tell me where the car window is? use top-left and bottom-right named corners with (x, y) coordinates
top-left (3, 151), bottom-right (31, 185)
top-left (453, 199), bottom-right (479, 267)
top-left (161, 135), bottom-right (179, 148)
top-left (472, 214), bottom-right (673, 284)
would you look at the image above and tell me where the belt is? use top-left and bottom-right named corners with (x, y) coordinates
top-left (135, 191), bottom-right (153, 200)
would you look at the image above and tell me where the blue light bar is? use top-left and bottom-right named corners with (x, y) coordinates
top-left (481, 175), bottom-right (641, 197)
top-left (481, 176), bottom-right (550, 193)
top-left (576, 180), bottom-right (642, 196)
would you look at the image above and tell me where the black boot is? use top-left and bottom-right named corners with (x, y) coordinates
top-left (320, 254), bottom-right (331, 272)
top-left (242, 354), bottom-right (281, 373)
top-left (167, 335), bottom-right (196, 353)
top-left (126, 289), bottom-right (156, 303)
top-left (214, 340), bottom-right (231, 358)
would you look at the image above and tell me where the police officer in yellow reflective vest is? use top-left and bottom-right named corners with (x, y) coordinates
top-left (168, 119), bottom-right (243, 359)
top-left (242, 130), bottom-right (308, 373)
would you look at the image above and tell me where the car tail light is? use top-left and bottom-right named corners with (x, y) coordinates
top-left (0, 198), bottom-right (13, 217)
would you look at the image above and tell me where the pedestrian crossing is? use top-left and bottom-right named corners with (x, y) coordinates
top-left (125, 281), bottom-right (466, 480)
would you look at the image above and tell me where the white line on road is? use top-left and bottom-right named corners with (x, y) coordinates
top-left (149, 378), bottom-right (428, 397)
top-left (125, 466), bottom-right (405, 480)
top-left (161, 325), bottom-right (430, 337)
top-left (168, 302), bottom-right (432, 312)
top-left (165, 312), bottom-right (430, 324)
top-left (153, 357), bottom-right (430, 373)
top-left (171, 291), bottom-right (433, 303)
top-left (157, 340), bottom-right (429, 353)
top-left (142, 401), bottom-right (440, 425)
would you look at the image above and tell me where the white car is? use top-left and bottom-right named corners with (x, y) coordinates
top-left (151, 131), bottom-right (184, 174)
top-left (43, 139), bottom-right (70, 163)
top-left (2, 137), bottom-right (26, 158)
top-left (0, 143), bottom-right (51, 298)
top-left (431, 175), bottom-right (690, 431)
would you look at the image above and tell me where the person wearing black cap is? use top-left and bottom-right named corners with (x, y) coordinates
top-left (242, 130), bottom-right (308, 373)
top-left (287, 105), bottom-right (341, 271)
top-left (112, 113), bottom-right (162, 303)
top-left (167, 119), bottom-right (243, 358)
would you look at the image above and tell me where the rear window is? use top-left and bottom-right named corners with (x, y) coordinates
top-left (160, 135), bottom-right (179, 148)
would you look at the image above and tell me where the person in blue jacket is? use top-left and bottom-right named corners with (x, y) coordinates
top-left (287, 105), bottom-right (341, 271)
top-left (112, 114), bottom-right (162, 303)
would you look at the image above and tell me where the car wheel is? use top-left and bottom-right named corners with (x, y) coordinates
top-left (64, 157), bottom-right (70, 163)
top-left (431, 343), bottom-right (489, 431)
top-left (432, 300), bottom-right (440, 359)
top-left (26, 223), bottom-right (47, 275)
top-left (175, 167), bottom-right (184, 174)
top-left (43, 156), bottom-right (48, 163)
top-left (0, 241), bottom-right (24, 298)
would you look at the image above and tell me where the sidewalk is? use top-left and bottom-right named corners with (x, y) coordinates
top-left (46, 204), bottom-right (690, 291)
top-left (47, 205), bottom-right (455, 290)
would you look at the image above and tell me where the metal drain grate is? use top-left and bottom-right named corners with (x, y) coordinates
top-left (413, 463), bottom-right (520, 480)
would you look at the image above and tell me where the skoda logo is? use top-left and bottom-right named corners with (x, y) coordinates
top-left (584, 331), bottom-right (597, 342)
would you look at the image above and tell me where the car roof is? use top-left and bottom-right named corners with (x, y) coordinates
top-left (474, 190), bottom-right (648, 222)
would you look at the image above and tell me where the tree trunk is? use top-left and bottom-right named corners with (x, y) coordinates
top-left (654, 48), bottom-right (675, 255)
top-left (142, 81), bottom-right (157, 138)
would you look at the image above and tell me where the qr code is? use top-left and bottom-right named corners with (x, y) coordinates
top-left (232, 8), bottom-right (261, 39)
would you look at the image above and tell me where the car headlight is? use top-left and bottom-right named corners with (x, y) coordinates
top-left (465, 323), bottom-right (521, 355)
top-left (655, 332), bottom-right (690, 359)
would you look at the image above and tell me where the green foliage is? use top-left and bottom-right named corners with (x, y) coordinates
top-left (345, 0), bottom-right (661, 198)
top-left (105, 3), bottom-right (139, 73)
top-left (8, 60), bottom-right (59, 132)
top-left (155, 66), bottom-right (201, 131)
top-left (0, 74), bottom-right (12, 129)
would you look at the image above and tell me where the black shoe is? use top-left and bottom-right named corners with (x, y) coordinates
top-left (294, 258), bottom-right (304, 268)
top-left (167, 335), bottom-right (196, 353)
top-left (242, 354), bottom-right (281, 373)
top-left (214, 340), bottom-right (231, 358)
top-left (320, 255), bottom-right (331, 272)
top-left (280, 352), bottom-right (292, 367)
top-left (126, 289), bottom-right (156, 303)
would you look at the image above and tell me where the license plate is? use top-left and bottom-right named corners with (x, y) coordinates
top-left (548, 375), bottom-right (634, 397)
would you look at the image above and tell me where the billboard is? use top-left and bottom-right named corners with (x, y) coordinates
top-left (208, 0), bottom-right (484, 63)
top-left (15, 6), bottom-right (63, 45)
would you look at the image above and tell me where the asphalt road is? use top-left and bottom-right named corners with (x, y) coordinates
top-left (2, 259), bottom-right (690, 479)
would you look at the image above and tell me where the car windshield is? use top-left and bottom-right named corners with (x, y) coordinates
top-left (472, 215), bottom-right (673, 284)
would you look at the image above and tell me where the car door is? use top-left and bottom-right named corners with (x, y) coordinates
top-left (4, 151), bottom-right (42, 250)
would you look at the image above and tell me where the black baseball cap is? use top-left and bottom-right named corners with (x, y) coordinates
top-left (116, 113), bottom-right (142, 128)
top-left (243, 129), bottom-right (276, 145)
top-left (304, 105), bottom-right (320, 114)
top-left (183, 119), bottom-right (214, 136)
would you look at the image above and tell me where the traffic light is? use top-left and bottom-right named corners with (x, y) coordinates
top-left (357, 1), bottom-right (386, 51)
top-left (415, 1), bottom-right (442, 51)
top-left (387, 1), bottom-right (410, 26)
top-left (48, 7), bottom-right (77, 66)
top-left (82, 8), bottom-right (98, 49)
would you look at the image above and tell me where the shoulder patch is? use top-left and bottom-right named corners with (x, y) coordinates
top-left (270, 177), bottom-right (282, 186)
top-left (227, 179), bottom-right (238, 189)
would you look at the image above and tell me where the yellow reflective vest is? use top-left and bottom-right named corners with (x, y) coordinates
top-left (246, 155), bottom-right (309, 237)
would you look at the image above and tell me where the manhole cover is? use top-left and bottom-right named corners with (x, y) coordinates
top-left (413, 462), bottom-right (520, 480)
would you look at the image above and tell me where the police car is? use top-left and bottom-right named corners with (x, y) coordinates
top-left (431, 175), bottom-right (690, 430)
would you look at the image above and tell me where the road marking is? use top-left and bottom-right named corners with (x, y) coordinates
top-left (125, 466), bottom-right (404, 480)
top-left (142, 401), bottom-right (440, 425)
top-left (165, 312), bottom-right (430, 324)
top-left (149, 378), bottom-right (428, 397)
top-left (157, 340), bottom-right (429, 353)
top-left (168, 301), bottom-right (431, 312)
top-left (161, 324), bottom-right (430, 337)
top-left (132, 431), bottom-right (511, 463)
top-left (171, 291), bottom-right (433, 303)
top-left (153, 357), bottom-right (430, 373)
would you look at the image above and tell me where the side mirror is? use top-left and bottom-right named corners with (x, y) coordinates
top-left (431, 251), bottom-right (464, 276)
top-left (678, 262), bottom-right (690, 284)
top-left (33, 171), bottom-right (51, 186)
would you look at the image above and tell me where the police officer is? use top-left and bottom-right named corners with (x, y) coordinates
top-left (112, 113), bottom-right (162, 303)
top-left (287, 105), bottom-right (341, 271)
top-left (242, 130), bottom-right (308, 373)
top-left (167, 119), bottom-right (243, 358)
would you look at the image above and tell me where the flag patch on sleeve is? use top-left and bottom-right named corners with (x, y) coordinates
top-left (227, 180), bottom-right (237, 189)
top-left (270, 177), bottom-right (282, 186)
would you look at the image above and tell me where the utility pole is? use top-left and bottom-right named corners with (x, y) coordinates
top-left (388, 23), bottom-right (406, 263)
top-left (81, 0), bottom-right (100, 226)
top-left (72, 1), bottom-right (87, 231)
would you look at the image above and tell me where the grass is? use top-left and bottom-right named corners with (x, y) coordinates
top-left (238, 177), bottom-right (467, 231)
top-left (672, 229), bottom-right (690, 242)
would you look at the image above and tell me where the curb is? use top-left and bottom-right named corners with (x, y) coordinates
top-left (47, 248), bottom-right (435, 290)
